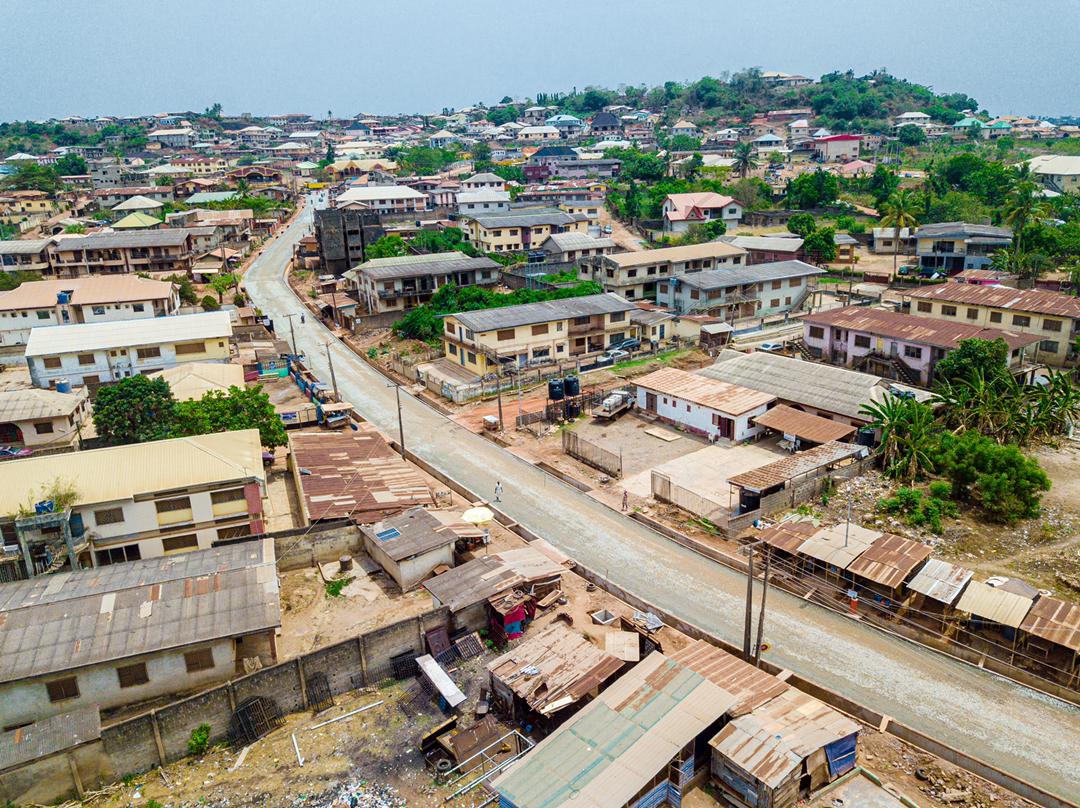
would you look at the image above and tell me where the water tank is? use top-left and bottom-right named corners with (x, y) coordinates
top-left (564, 375), bottom-right (580, 397)
top-left (55, 378), bottom-right (72, 394)
top-left (565, 401), bottom-right (580, 419)
top-left (548, 378), bottom-right (564, 401)
top-left (855, 427), bottom-right (875, 447)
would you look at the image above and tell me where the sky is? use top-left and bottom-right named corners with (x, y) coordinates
top-left (2, 0), bottom-right (1078, 121)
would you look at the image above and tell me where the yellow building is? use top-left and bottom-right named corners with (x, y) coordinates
top-left (903, 284), bottom-right (1080, 366)
top-left (463, 207), bottom-right (588, 253)
top-left (579, 241), bottom-right (747, 302)
top-left (442, 292), bottom-right (638, 374)
top-left (0, 190), bottom-right (60, 226)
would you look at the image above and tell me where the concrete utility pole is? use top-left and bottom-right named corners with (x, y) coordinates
top-left (496, 377), bottom-right (505, 431)
top-left (754, 551), bottom-right (771, 668)
top-left (394, 383), bottom-right (405, 458)
top-left (283, 312), bottom-right (301, 357)
top-left (743, 545), bottom-right (755, 662)
top-left (324, 342), bottom-right (338, 400)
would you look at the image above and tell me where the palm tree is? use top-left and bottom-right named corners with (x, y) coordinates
top-left (1003, 170), bottom-right (1047, 270)
top-left (859, 395), bottom-right (936, 483)
top-left (879, 190), bottom-right (919, 275)
top-left (732, 142), bottom-right (758, 179)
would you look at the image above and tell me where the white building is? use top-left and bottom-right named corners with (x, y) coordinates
top-left (335, 185), bottom-right (429, 215)
top-left (634, 367), bottom-right (775, 443)
top-left (456, 189), bottom-right (511, 216)
top-left (461, 172), bottom-right (506, 191)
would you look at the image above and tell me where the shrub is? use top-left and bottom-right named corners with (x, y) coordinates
top-left (366, 347), bottom-right (378, 359)
top-left (325, 577), bottom-right (353, 597)
top-left (935, 432), bottom-right (1050, 523)
top-left (200, 294), bottom-right (220, 311)
top-left (187, 723), bottom-right (211, 756)
top-left (877, 485), bottom-right (956, 534)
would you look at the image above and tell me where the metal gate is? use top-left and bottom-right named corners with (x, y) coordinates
top-left (306, 671), bottom-right (334, 714)
top-left (230, 696), bottom-right (284, 746)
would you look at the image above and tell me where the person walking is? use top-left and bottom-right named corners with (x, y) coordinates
top-left (622, 490), bottom-right (629, 512)
top-left (494, 481), bottom-right (503, 503)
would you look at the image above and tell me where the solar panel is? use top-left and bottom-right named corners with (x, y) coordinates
top-left (375, 527), bottom-right (401, 541)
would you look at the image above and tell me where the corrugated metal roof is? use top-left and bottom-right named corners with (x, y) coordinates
top-left (25, 311), bottom-right (231, 357)
top-left (803, 307), bottom-right (1040, 351)
top-left (954, 580), bottom-right (1034, 628)
top-left (674, 261), bottom-right (823, 291)
top-left (0, 238), bottom-right (53, 256)
top-left (669, 639), bottom-right (789, 716)
top-left (635, 366), bottom-right (775, 416)
top-left (493, 651), bottom-right (738, 808)
top-left (0, 429), bottom-right (263, 517)
top-left (605, 241), bottom-right (746, 268)
top-left (721, 235), bottom-right (804, 253)
top-left (468, 207), bottom-right (583, 229)
top-left (753, 519), bottom-right (820, 554)
top-left (0, 708), bottom-right (100, 771)
top-left (358, 506), bottom-right (456, 562)
top-left (353, 252), bottom-right (499, 281)
top-left (148, 362), bottom-right (245, 401)
top-left (53, 230), bottom-right (191, 251)
top-left (913, 222), bottom-right (1012, 240)
top-left (422, 547), bottom-right (566, 613)
top-left (543, 232), bottom-right (616, 251)
top-left (751, 406), bottom-right (856, 445)
top-left (1020, 595), bottom-right (1080, 653)
top-left (0, 387), bottom-right (87, 422)
top-left (710, 689), bottom-right (859, 789)
top-left (905, 559), bottom-right (972, 606)
top-left (450, 292), bottom-right (635, 333)
top-left (727, 442), bottom-right (865, 492)
top-left (795, 523), bottom-right (879, 570)
top-left (846, 533), bottom-right (932, 590)
top-left (904, 283), bottom-right (1080, 319)
top-left (488, 622), bottom-right (624, 715)
top-left (0, 540), bottom-right (280, 682)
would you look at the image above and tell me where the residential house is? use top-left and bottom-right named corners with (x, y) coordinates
top-left (441, 292), bottom-right (637, 373)
top-left (109, 194), bottom-right (163, 218)
top-left (0, 238), bottom-right (54, 275)
top-left (762, 71), bottom-right (814, 88)
top-left (460, 172), bottom-right (506, 191)
top-left (358, 506), bottom-right (458, 591)
top-left (545, 114), bottom-right (585, 137)
top-left (335, 185), bottom-right (428, 215)
top-left (462, 207), bottom-right (588, 253)
top-left (313, 206), bottom-right (383, 275)
top-left (521, 106), bottom-right (556, 125)
top-left (346, 251), bottom-right (500, 315)
top-left (662, 192), bottom-right (744, 233)
top-left (671, 120), bottom-right (699, 137)
top-left (635, 366), bottom-right (775, 442)
top-left (544, 158), bottom-right (621, 180)
top-left (0, 275), bottom-right (179, 347)
top-left (428, 130), bottom-right (458, 149)
top-left (92, 186), bottom-right (174, 209)
top-left (170, 156), bottom-right (230, 176)
top-left (788, 119), bottom-right (811, 140)
top-left (0, 541), bottom-right (279, 728)
top-left (0, 387), bottom-right (90, 450)
top-left (912, 222), bottom-right (1013, 273)
top-left (802, 306), bottom-right (1040, 386)
top-left (1027, 155), bottom-right (1080, 195)
top-left (558, 197), bottom-right (604, 220)
top-left (517, 125), bottom-right (561, 142)
top-left (952, 117), bottom-right (987, 138)
top-left (902, 283), bottom-right (1080, 366)
top-left (589, 110), bottom-right (622, 137)
top-left (146, 128), bottom-right (194, 148)
top-left (815, 134), bottom-right (861, 162)
top-left (870, 227), bottom-right (914, 255)
top-left (656, 260), bottom-right (823, 319)
top-left (234, 125), bottom-right (271, 146)
top-left (0, 191), bottom-right (60, 229)
top-left (112, 212), bottom-right (162, 231)
top-left (539, 232), bottom-right (616, 263)
top-left (48, 230), bottom-right (195, 277)
top-left (25, 310), bottom-right (232, 388)
top-left (456, 189), bottom-right (511, 216)
top-left (579, 241), bottom-right (747, 301)
top-left (720, 234), bottom-right (804, 264)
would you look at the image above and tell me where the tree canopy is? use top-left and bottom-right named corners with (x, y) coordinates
top-left (93, 376), bottom-right (178, 446)
top-left (173, 385), bottom-right (287, 449)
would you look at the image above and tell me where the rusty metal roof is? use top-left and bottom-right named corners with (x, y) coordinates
top-left (752, 405), bottom-right (856, 444)
top-left (0, 708), bottom-right (100, 772)
top-left (1020, 595), bottom-right (1080, 653)
top-left (727, 442), bottom-right (866, 493)
top-left (422, 547), bottom-right (565, 613)
top-left (904, 283), bottom-right (1080, 319)
top-left (846, 533), bottom-right (932, 590)
top-left (488, 622), bottom-right (624, 716)
top-left (635, 366), bottom-right (775, 416)
top-left (670, 639), bottom-right (789, 716)
top-left (709, 688), bottom-right (859, 789)
top-left (803, 306), bottom-right (1041, 351)
top-left (358, 506), bottom-right (457, 562)
top-left (954, 580), bottom-right (1034, 629)
top-left (753, 520), bottom-right (820, 554)
top-left (289, 426), bottom-right (432, 523)
top-left (906, 559), bottom-right (972, 606)
top-left (795, 522), bottom-right (879, 570)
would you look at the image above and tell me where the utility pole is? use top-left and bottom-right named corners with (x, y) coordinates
top-left (496, 377), bottom-right (504, 431)
top-left (283, 312), bottom-right (300, 357)
top-left (394, 383), bottom-right (405, 458)
top-left (324, 342), bottom-right (339, 400)
top-left (743, 545), bottom-right (755, 662)
top-left (753, 551), bottom-right (771, 668)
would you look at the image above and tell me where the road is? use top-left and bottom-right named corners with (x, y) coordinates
top-left (245, 198), bottom-right (1080, 804)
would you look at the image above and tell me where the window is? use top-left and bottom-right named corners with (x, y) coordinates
top-left (904, 345), bottom-right (922, 359)
top-left (36, 311), bottom-right (49, 320)
top-left (46, 677), bottom-right (79, 702)
top-left (445, 320), bottom-right (455, 334)
top-left (808, 326), bottom-right (824, 340)
top-left (211, 488), bottom-right (245, 505)
top-left (496, 329), bottom-right (515, 341)
top-left (94, 506), bottom-right (124, 525)
top-left (75, 353), bottom-right (94, 366)
top-left (790, 277), bottom-right (803, 287)
top-left (1044, 319), bottom-right (1062, 332)
top-left (155, 496), bottom-right (191, 514)
top-left (162, 534), bottom-right (198, 554)
top-left (531, 324), bottom-right (549, 336)
top-left (555, 322), bottom-right (563, 331)
top-left (1039, 340), bottom-right (1060, 354)
top-left (610, 311), bottom-right (625, 322)
top-left (916, 302), bottom-right (932, 313)
top-left (770, 299), bottom-right (780, 308)
top-left (95, 544), bottom-right (141, 566)
top-left (785, 297), bottom-right (791, 306)
top-left (941, 305), bottom-right (957, 317)
top-left (966, 308), bottom-right (978, 320)
top-left (771, 280), bottom-right (782, 290)
top-left (132, 303), bottom-right (145, 312)
top-left (690, 289), bottom-right (700, 300)
top-left (184, 648), bottom-right (215, 673)
top-left (117, 662), bottom-right (149, 688)
top-left (1012, 314), bottom-right (1030, 328)
top-left (91, 305), bottom-right (106, 316)
top-left (136, 346), bottom-right (162, 359)
top-left (175, 342), bottom-right (204, 355)
top-left (217, 524), bottom-right (252, 540)
top-left (658, 283), bottom-right (669, 294)
top-left (34, 421), bottom-right (54, 434)
top-left (989, 311), bottom-right (1002, 323)
top-left (853, 335), bottom-right (871, 348)
top-left (467, 351), bottom-right (476, 364)
top-left (448, 343), bottom-right (457, 355)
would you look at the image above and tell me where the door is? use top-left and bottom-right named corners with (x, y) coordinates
top-left (645, 392), bottom-right (657, 413)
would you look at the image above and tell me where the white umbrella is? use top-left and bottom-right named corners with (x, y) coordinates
top-left (461, 506), bottom-right (495, 525)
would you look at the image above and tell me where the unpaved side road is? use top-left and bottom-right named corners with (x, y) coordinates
top-left (244, 197), bottom-right (1080, 805)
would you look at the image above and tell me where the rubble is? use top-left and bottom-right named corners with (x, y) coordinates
top-left (295, 778), bottom-right (406, 808)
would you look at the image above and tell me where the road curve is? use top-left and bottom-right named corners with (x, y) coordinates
top-left (245, 198), bottom-right (1080, 803)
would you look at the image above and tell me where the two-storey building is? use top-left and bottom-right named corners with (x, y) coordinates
top-left (346, 251), bottom-right (501, 315)
top-left (463, 207), bottom-right (588, 253)
top-left (48, 230), bottom-right (195, 277)
top-left (579, 242), bottom-right (747, 301)
top-left (335, 185), bottom-right (428, 215)
top-left (0, 238), bottom-right (54, 275)
top-left (656, 260), bottom-right (823, 319)
top-left (913, 222), bottom-right (1012, 274)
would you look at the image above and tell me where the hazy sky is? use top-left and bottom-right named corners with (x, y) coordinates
top-left (2, 0), bottom-right (1078, 121)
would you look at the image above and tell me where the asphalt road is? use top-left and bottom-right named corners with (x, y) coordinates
top-left (245, 197), bottom-right (1080, 803)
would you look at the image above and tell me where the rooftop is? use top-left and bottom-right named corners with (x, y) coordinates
top-left (727, 441), bottom-right (865, 493)
top-left (669, 639), bottom-right (789, 715)
top-left (449, 292), bottom-right (635, 333)
top-left (111, 194), bottom-right (164, 211)
top-left (673, 260), bottom-right (823, 291)
top-left (720, 234), bottom-right (804, 253)
top-left (750, 404), bottom-right (857, 445)
top-left (358, 506), bottom-right (458, 563)
top-left (664, 192), bottom-right (736, 222)
top-left (803, 306), bottom-right (1041, 351)
top-left (147, 362), bottom-right (245, 401)
top-left (468, 207), bottom-right (585, 229)
top-left (422, 547), bottom-right (566, 613)
top-left (0, 238), bottom-right (53, 256)
top-left (954, 580), bottom-right (1034, 628)
top-left (904, 284), bottom-right (1080, 319)
top-left (634, 366), bottom-right (775, 416)
top-left (846, 532), bottom-right (933, 590)
top-left (542, 232), bottom-right (616, 251)
top-left (0, 387), bottom-right (87, 422)
top-left (336, 185), bottom-right (427, 204)
top-left (0, 708), bottom-right (100, 772)
top-left (603, 241), bottom-right (746, 268)
top-left (912, 221), bottom-right (1012, 241)
top-left (1020, 595), bottom-right (1080, 653)
top-left (349, 251), bottom-right (500, 282)
top-left (906, 558), bottom-right (973, 606)
top-left (25, 311), bottom-right (232, 357)
top-left (52, 230), bottom-right (192, 251)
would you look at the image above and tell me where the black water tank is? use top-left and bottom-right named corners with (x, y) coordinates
top-left (548, 378), bottom-right (565, 401)
top-left (564, 375), bottom-right (580, 397)
top-left (565, 401), bottom-right (580, 419)
top-left (856, 427), bottom-right (875, 447)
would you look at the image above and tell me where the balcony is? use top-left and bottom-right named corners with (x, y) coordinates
top-left (157, 507), bottom-right (193, 527)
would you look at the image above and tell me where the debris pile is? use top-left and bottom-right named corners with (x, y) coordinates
top-left (298, 778), bottom-right (406, 808)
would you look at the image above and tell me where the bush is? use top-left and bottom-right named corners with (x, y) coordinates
top-left (200, 294), bottom-right (220, 311)
top-left (787, 212), bottom-right (816, 237)
top-left (366, 347), bottom-right (378, 359)
top-left (188, 723), bottom-right (211, 756)
top-left (233, 292), bottom-right (246, 306)
top-left (878, 485), bottom-right (956, 534)
top-left (325, 577), bottom-right (353, 597)
top-left (935, 432), bottom-right (1050, 523)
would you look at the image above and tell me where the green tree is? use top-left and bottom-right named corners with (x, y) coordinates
top-left (0, 269), bottom-right (42, 291)
top-left (732, 142), bottom-right (758, 179)
top-left (786, 170), bottom-right (838, 209)
top-left (786, 212), bottom-right (816, 237)
top-left (1, 162), bottom-right (60, 193)
top-left (210, 272), bottom-right (239, 303)
top-left (201, 294), bottom-right (221, 311)
top-left (803, 227), bottom-right (837, 262)
top-left (1003, 170), bottom-right (1048, 271)
top-left (172, 385), bottom-right (287, 449)
top-left (935, 431), bottom-right (1050, 523)
top-left (867, 165), bottom-right (901, 208)
top-left (165, 273), bottom-right (198, 305)
top-left (93, 376), bottom-right (177, 446)
top-left (897, 125), bottom-right (927, 147)
top-left (878, 189), bottom-right (919, 273)
top-left (933, 338), bottom-right (1010, 387)
top-left (471, 141), bottom-right (492, 164)
top-left (63, 224), bottom-right (86, 234)
top-left (54, 153), bottom-right (88, 176)
top-left (364, 235), bottom-right (408, 260)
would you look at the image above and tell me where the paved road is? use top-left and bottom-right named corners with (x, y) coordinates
top-left (245, 198), bottom-right (1080, 803)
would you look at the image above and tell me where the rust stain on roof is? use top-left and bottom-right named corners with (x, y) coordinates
top-left (1021, 595), bottom-right (1080, 653)
top-left (846, 532), bottom-right (932, 590)
top-left (635, 366), bottom-right (775, 416)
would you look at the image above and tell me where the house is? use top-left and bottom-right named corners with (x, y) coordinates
top-left (656, 260), bottom-right (823, 319)
top-left (109, 194), bottom-right (163, 218)
top-left (25, 310), bottom-right (232, 388)
top-left (0, 541), bottom-right (279, 728)
top-left (662, 192), bottom-right (743, 233)
top-left (441, 292), bottom-right (637, 374)
top-left (460, 171), bottom-right (506, 191)
top-left (233, 125), bottom-right (271, 146)
top-left (456, 188), bottom-right (511, 216)
top-left (539, 232), bottom-right (616, 263)
top-left (1027, 155), bottom-right (1080, 194)
top-left (698, 350), bottom-right (931, 427)
top-left (761, 72), bottom-right (814, 88)
top-left (462, 207), bottom-right (588, 253)
top-left (517, 125), bottom-right (561, 142)
top-left (428, 130), bottom-right (458, 149)
top-left (359, 506), bottom-right (458, 591)
top-left (0, 429), bottom-right (266, 579)
top-left (870, 227), bottom-right (914, 255)
top-left (0, 387), bottom-right (90, 450)
top-left (0, 191), bottom-right (60, 228)
top-left (521, 106), bottom-right (556, 125)
top-left (147, 362), bottom-right (245, 401)
top-left (802, 306), bottom-right (1040, 386)
top-left (112, 212), bottom-right (162, 230)
top-left (902, 283), bottom-right (1080, 366)
top-left (671, 120), bottom-right (699, 138)
top-left (92, 186), bottom-right (174, 209)
top-left (335, 185), bottom-right (428, 215)
top-left (346, 251), bottom-right (500, 315)
top-left (953, 268), bottom-right (1017, 286)
top-left (48, 230), bottom-right (195, 277)
top-left (720, 234), bottom-right (804, 264)
top-left (814, 134), bottom-right (861, 162)
top-left (631, 306), bottom-right (677, 348)
top-left (952, 117), bottom-right (987, 138)
top-left (543, 158), bottom-right (622, 180)
top-left (146, 128), bottom-right (194, 148)
top-left (545, 114), bottom-right (585, 137)
top-left (913, 222), bottom-right (1012, 273)
top-left (894, 111), bottom-right (932, 127)
top-left (0, 275), bottom-right (179, 347)
top-left (0, 238), bottom-right (54, 275)
top-left (313, 206), bottom-right (382, 275)
top-left (579, 242), bottom-right (747, 301)
top-left (589, 111), bottom-right (622, 137)
top-left (634, 366), bottom-right (775, 442)
top-left (558, 198), bottom-right (604, 220)
top-left (728, 440), bottom-right (864, 515)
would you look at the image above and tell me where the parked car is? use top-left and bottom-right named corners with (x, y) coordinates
top-left (608, 337), bottom-right (641, 352)
top-left (0, 446), bottom-right (32, 459)
top-left (602, 349), bottom-right (630, 363)
top-left (758, 342), bottom-right (785, 352)
top-left (602, 225), bottom-right (613, 234)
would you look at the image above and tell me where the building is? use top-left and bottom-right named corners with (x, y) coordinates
top-left (656, 260), bottom-right (823, 319)
top-left (662, 192), bottom-right (743, 233)
top-left (335, 185), bottom-right (428, 215)
top-left (92, 186), bottom-right (174, 209)
top-left (0, 238), bottom-right (54, 275)
top-left (0, 387), bottom-right (90, 450)
top-left (0, 541), bottom-right (279, 728)
top-left (442, 292), bottom-right (637, 374)
top-left (428, 130), bottom-right (458, 148)
top-left (814, 134), bottom-right (861, 162)
top-left (0, 191), bottom-right (60, 228)
top-left (48, 230), bottom-right (195, 277)
top-left (0, 429), bottom-right (266, 580)
top-left (870, 227), bottom-right (914, 255)
top-left (346, 251), bottom-right (500, 315)
top-left (671, 119), bottom-right (699, 137)
top-left (0, 276), bottom-right (179, 347)
top-left (110, 194), bottom-right (163, 218)
top-left (358, 506), bottom-right (458, 591)
top-left (313, 206), bottom-right (383, 275)
top-left (25, 310), bottom-right (232, 388)
top-left (635, 366), bottom-right (775, 442)
top-left (456, 188), bottom-right (511, 216)
top-left (545, 114), bottom-right (585, 136)
top-left (460, 172), bottom-right (506, 191)
top-left (463, 207), bottom-right (588, 253)
top-left (517, 125), bottom-right (561, 142)
top-left (579, 242), bottom-right (747, 301)
top-left (539, 232), bottom-right (616, 263)
top-left (1026, 154), bottom-right (1080, 194)
top-left (147, 362), bottom-right (245, 401)
top-left (146, 128), bottom-right (195, 148)
top-left (802, 306), bottom-right (1040, 385)
top-left (589, 111), bottom-right (622, 137)
top-left (698, 350), bottom-right (931, 427)
top-left (913, 222), bottom-right (1012, 274)
top-left (902, 283), bottom-right (1080, 366)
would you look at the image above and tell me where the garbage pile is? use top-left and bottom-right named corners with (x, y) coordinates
top-left (294, 778), bottom-right (406, 808)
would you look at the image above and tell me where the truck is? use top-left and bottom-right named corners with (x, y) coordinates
top-left (594, 389), bottom-right (634, 420)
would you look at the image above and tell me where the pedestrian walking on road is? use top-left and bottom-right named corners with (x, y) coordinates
top-left (494, 481), bottom-right (503, 503)
top-left (622, 490), bottom-right (629, 511)
top-left (300, 313), bottom-right (306, 324)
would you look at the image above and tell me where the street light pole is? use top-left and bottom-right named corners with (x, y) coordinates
top-left (324, 341), bottom-right (339, 400)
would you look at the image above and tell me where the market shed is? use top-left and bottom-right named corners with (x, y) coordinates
top-left (1019, 595), bottom-right (1080, 682)
top-left (751, 405), bottom-right (856, 448)
top-left (952, 580), bottom-right (1035, 650)
top-left (845, 532), bottom-right (932, 600)
top-left (726, 442), bottom-right (866, 514)
top-left (790, 522), bottom-right (879, 582)
top-left (359, 506), bottom-right (457, 591)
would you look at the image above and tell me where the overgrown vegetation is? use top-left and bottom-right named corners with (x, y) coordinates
top-left (187, 724), bottom-right (211, 756)
top-left (325, 577), bottom-right (354, 597)
top-left (878, 483), bottom-right (957, 534)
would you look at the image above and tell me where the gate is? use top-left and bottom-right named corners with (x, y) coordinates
top-left (230, 696), bottom-right (285, 746)
top-left (306, 671), bottom-right (334, 714)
